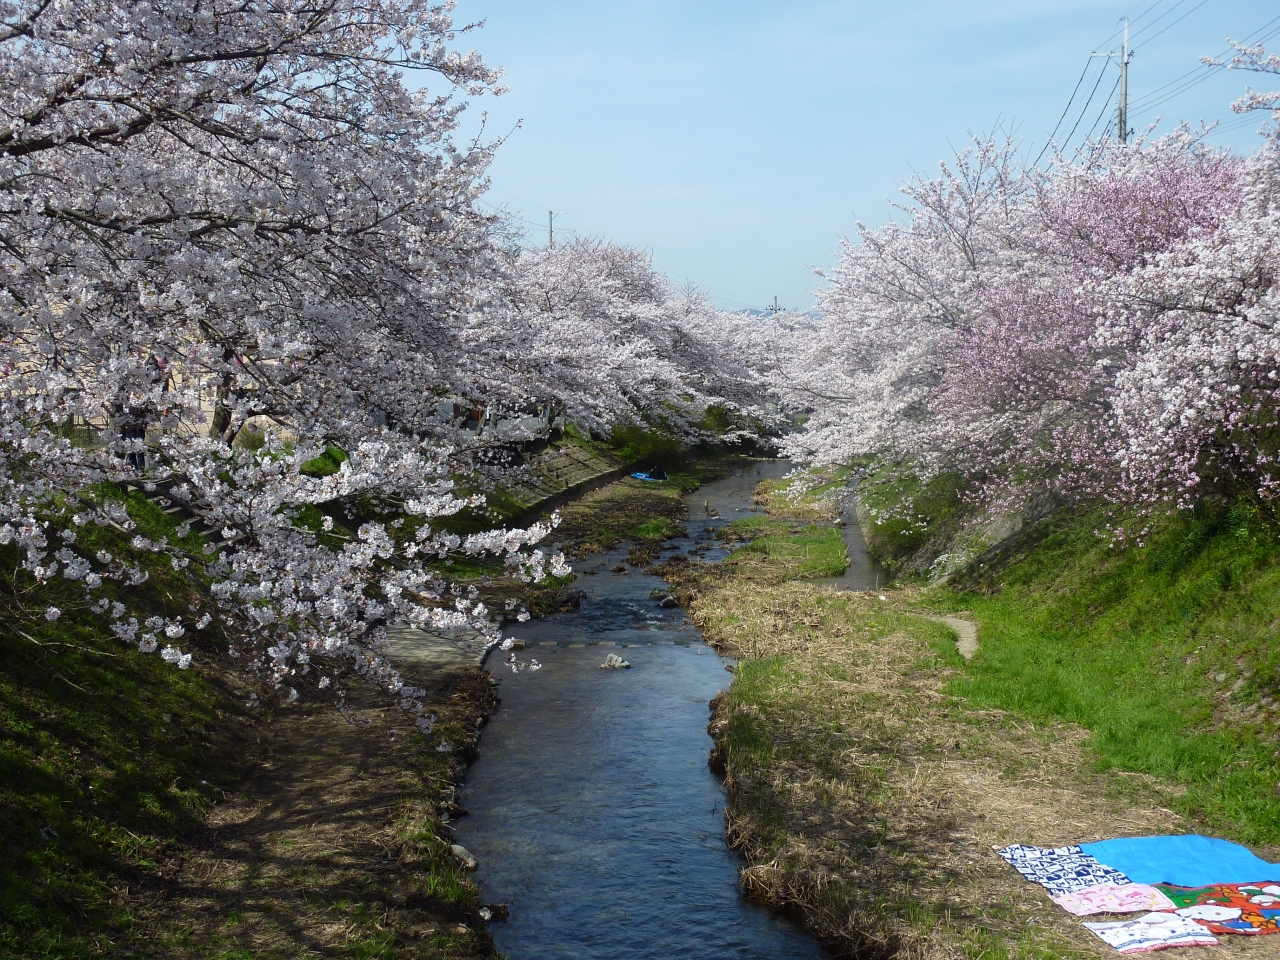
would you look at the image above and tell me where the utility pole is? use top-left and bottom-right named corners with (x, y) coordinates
top-left (766, 296), bottom-right (781, 315)
top-left (1091, 19), bottom-right (1133, 144)
top-left (1118, 17), bottom-right (1130, 144)
top-left (548, 210), bottom-right (556, 250)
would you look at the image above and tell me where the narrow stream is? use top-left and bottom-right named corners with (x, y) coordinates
top-left (455, 461), bottom-right (877, 959)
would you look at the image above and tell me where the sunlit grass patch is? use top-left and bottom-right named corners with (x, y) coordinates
top-left (752, 467), bottom-right (849, 523)
top-left (631, 517), bottom-right (684, 541)
top-left (698, 579), bottom-right (1104, 958)
top-left (299, 443), bottom-right (349, 478)
top-left (724, 525), bottom-right (848, 581)
top-left (687, 472), bottom-right (1188, 957)
top-left (553, 475), bottom-right (687, 557)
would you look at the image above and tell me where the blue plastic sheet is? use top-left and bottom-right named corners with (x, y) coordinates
top-left (1081, 835), bottom-right (1280, 887)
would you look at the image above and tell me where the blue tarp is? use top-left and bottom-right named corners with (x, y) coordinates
top-left (630, 472), bottom-right (663, 482)
top-left (1081, 835), bottom-right (1280, 887)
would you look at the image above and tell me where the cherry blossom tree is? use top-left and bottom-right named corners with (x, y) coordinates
top-left (0, 0), bottom-right (568, 712)
top-left (785, 113), bottom-right (1279, 519)
top-left (467, 237), bottom-right (784, 441)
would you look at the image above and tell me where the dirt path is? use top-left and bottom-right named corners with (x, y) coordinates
top-left (921, 613), bottom-right (979, 659)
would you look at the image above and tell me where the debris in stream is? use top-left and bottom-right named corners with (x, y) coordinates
top-left (449, 843), bottom-right (478, 870)
top-left (600, 653), bottom-right (631, 669)
top-left (503, 652), bottom-right (542, 673)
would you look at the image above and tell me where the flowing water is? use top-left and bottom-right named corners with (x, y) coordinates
top-left (455, 461), bottom-right (877, 959)
top-left (819, 478), bottom-right (885, 593)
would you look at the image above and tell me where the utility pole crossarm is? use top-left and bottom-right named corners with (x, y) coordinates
top-left (1089, 17), bottom-right (1132, 145)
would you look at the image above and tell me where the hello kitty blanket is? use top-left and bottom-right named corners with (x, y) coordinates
top-left (1155, 882), bottom-right (1280, 936)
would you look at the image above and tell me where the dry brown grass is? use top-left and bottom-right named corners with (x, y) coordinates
top-left (691, 578), bottom-right (1280, 960)
top-left (753, 475), bottom-right (844, 523)
top-left (123, 668), bottom-right (500, 959)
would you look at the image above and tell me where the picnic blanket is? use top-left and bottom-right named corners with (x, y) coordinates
top-left (1155, 883), bottom-right (1280, 936)
top-left (1081, 835), bottom-right (1280, 887)
top-left (1083, 912), bottom-right (1219, 954)
top-left (999, 836), bottom-right (1280, 952)
top-left (1052, 883), bottom-right (1175, 917)
top-left (997, 844), bottom-right (1131, 895)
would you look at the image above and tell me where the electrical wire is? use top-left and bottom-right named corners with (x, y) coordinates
top-left (1035, 57), bottom-right (1097, 166)
top-left (1127, 16), bottom-right (1280, 123)
top-left (1061, 60), bottom-right (1113, 155)
top-left (1098, 0), bottom-right (1170, 48)
top-left (1044, 5), bottom-right (1277, 164)
top-left (1126, 0), bottom-right (1191, 45)
top-left (1082, 74), bottom-right (1123, 148)
top-left (1131, 0), bottom-right (1211, 50)
top-left (1128, 15), bottom-right (1280, 110)
top-left (1216, 110), bottom-right (1275, 136)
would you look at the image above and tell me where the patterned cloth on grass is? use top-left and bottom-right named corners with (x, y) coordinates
top-left (997, 844), bottom-right (1131, 895)
top-left (1051, 883), bottom-right (1175, 917)
top-left (1084, 912), bottom-right (1219, 954)
top-left (1155, 883), bottom-right (1280, 936)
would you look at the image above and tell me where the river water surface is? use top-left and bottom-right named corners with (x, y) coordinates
top-left (456, 461), bottom-right (878, 959)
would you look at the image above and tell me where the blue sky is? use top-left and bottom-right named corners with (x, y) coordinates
top-left (441, 1), bottom-right (1279, 311)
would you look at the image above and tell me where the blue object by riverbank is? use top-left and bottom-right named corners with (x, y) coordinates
top-left (631, 472), bottom-right (664, 482)
top-left (1080, 836), bottom-right (1280, 887)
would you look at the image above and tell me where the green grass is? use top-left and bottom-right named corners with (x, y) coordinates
top-left (752, 468), bottom-right (850, 523)
top-left (300, 443), bottom-right (349, 478)
top-left (927, 501), bottom-right (1280, 844)
top-left (860, 465), bottom-right (967, 568)
top-left (610, 424), bottom-right (685, 468)
top-left (0, 489), bottom-right (244, 959)
top-left (630, 517), bottom-right (684, 541)
top-left (727, 525), bottom-right (848, 579)
top-left (720, 514), bottom-right (791, 538)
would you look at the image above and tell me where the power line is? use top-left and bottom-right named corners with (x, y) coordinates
top-left (1083, 74), bottom-right (1124, 148)
top-left (476, 199), bottom-right (550, 230)
top-left (1062, 60), bottom-right (1113, 153)
top-left (1128, 15), bottom-right (1280, 110)
top-left (1098, 0), bottom-right (1170, 48)
top-left (1042, 5), bottom-right (1279, 163)
top-left (1127, 17), bottom-right (1280, 123)
top-left (1034, 57), bottom-right (1096, 166)
top-left (1127, 0), bottom-right (1191, 45)
top-left (1131, 0), bottom-right (1211, 50)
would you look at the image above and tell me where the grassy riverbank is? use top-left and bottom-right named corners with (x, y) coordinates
top-left (687, 473), bottom-right (1280, 959)
top-left (926, 502), bottom-right (1280, 845)
top-left (552, 456), bottom-right (749, 558)
top-left (0, 485), bottom-right (503, 960)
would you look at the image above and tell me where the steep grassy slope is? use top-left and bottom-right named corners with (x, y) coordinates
top-left (0, 488), bottom-right (249, 958)
top-left (925, 501), bottom-right (1280, 844)
top-left (0, 484), bottom-right (500, 959)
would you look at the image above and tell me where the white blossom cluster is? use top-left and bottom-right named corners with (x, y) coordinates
top-left (778, 86), bottom-right (1280, 518)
